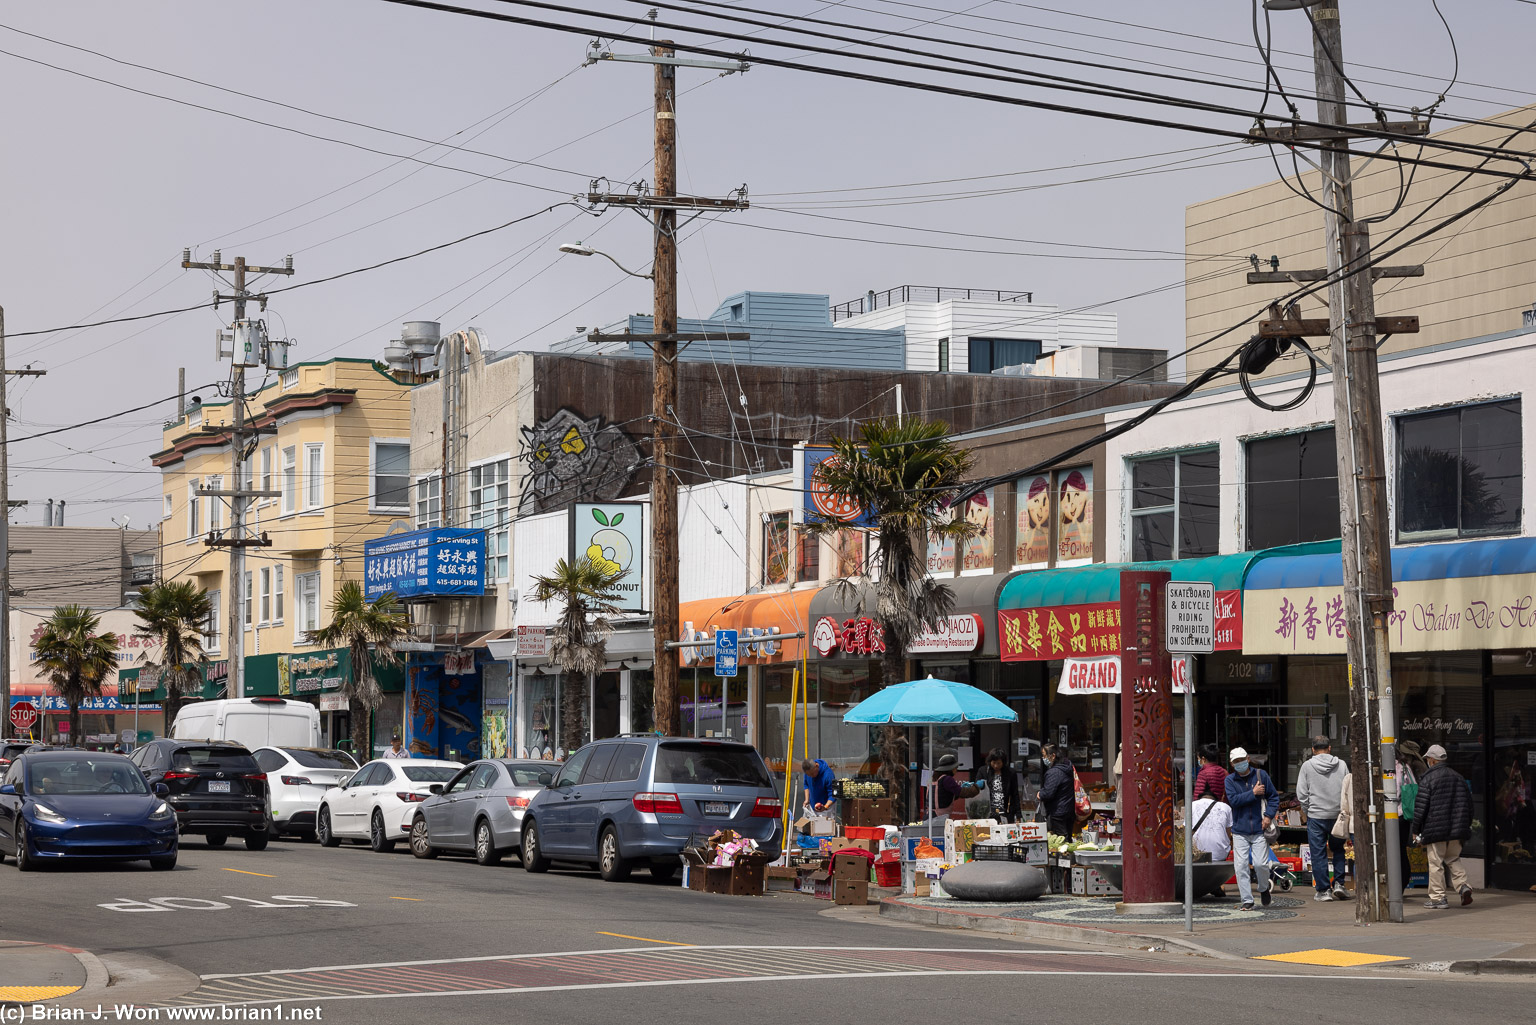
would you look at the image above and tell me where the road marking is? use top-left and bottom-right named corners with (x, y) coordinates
top-left (390, 897), bottom-right (423, 901)
top-left (597, 931), bottom-right (691, 946)
top-left (1253, 948), bottom-right (1410, 968)
top-left (0, 986), bottom-right (81, 1001)
top-left (223, 868), bottom-right (277, 877)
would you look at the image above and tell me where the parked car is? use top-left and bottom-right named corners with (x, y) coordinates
top-left (0, 742), bottom-right (34, 773)
top-left (520, 737), bottom-right (782, 882)
top-left (0, 750), bottom-right (178, 870)
top-left (408, 759), bottom-right (560, 865)
top-left (170, 697), bottom-right (322, 750)
top-left (316, 758), bottom-right (461, 852)
top-left (251, 747), bottom-right (360, 838)
top-left (130, 739), bottom-right (271, 850)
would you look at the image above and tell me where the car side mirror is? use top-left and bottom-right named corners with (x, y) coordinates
top-left (0, 784), bottom-right (14, 796)
top-left (428, 784), bottom-right (444, 795)
top-left (154, 783), bottom-right (169, 797)
top-left (537, 772), bottom-right (554, 786)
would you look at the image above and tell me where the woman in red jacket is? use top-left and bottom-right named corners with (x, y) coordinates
top-left (1192, 743), bottom-right (1229, 803)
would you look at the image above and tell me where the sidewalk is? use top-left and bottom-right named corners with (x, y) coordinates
top-left (878, 888), bottom-right (1536, 971)
top-left (0, 941), bottom-right (97, 1003)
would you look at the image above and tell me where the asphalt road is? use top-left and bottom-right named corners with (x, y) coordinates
top-left (3, 836), bottom-right (1534, 1024)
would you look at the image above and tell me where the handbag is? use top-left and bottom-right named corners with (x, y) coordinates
top-left (1400, 781), bottom-right (1419, 822)
top-left (1072, 766), bottom-right (1093, 821)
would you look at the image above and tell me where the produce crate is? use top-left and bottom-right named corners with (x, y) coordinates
top-left (844, 826), bottom-right (885, 841)
top-left (834, 778), bottom-right (888, 800)
top-left (873, 860), bottom-right (901, 887)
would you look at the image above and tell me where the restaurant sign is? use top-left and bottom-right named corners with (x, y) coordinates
top-left (1000, 591), bottom-right (1243, 661)
top-left (907, 614), bottom-right (983, 654)
top-left (1057, 656), bottom-right (1191, 695)
top-left (811, 616), bottom-right (886, 658)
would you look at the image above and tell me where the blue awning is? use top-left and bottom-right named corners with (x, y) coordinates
top-left (1244, 536), bottom-right (1536, 590)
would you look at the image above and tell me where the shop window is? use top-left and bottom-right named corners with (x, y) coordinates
top-left (1397, 399), bottom-right (1522, 542)
top-left (763, 512), bottom-right (790, 585)
top-left (1246, 428), bottom-right (1340, 550)
top-left (967, 337), bottom-right (1041, 374)
top-left (1393, 652), bottom-right (1485, 859)
top-left (1129, 449), bottom-right (1218, 561)
top-left (795, 526), bottom-right (820, 583)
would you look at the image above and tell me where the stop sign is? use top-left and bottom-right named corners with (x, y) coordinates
top-left (9, 701), bottom-right (38, 732)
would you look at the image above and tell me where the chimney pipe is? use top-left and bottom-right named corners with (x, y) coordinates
top-left (45, 499), bottom-right (53, 526)
top-left (54, 500), bottom-right (64, 526)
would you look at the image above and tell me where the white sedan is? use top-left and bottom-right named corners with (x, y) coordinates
top-left (316, 758), bottom-right (462, 852)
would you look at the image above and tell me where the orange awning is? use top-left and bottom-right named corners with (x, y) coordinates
top-left (677, 587), bottom-right (820, 665)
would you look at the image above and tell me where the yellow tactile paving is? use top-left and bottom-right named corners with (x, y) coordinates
top-left (1253, 948), bottom-right (1410, 967)
top-left (0, 985), bottom-right (82, 1000)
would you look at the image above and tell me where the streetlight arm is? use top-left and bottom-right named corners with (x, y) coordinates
top-left (593, 249), bottom-right (653, 280)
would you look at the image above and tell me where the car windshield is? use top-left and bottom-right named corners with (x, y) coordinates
top-left (171, 746), bottom-right (259, 774)
top-left (27, 758), bottom-right (149, 796)
top-left (654, 744), bottom-right (771, 788)
top-left (285, 749), bottom-right (357, 769)
top-left (401, 766), bottom-right (459, 783)
top-left (502, 762), bottom-right (557, 786)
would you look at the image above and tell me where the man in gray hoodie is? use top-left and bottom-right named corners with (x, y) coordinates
top-left (1297, 735), bottom-right (1350, 901)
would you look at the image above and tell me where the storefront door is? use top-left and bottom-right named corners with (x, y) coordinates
top-left (1489, 680), bottom-right (1536, 890)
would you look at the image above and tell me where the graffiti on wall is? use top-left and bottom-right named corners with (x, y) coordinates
top-left (518, 408), bottom-right (643, 514)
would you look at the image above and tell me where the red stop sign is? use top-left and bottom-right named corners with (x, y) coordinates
top-left (9, 701), bottom-right (38, 731)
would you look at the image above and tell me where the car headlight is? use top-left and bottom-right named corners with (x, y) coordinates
top-left (149, 802), bottom-right (174, 822)
top-left (31, 803), bottom-right (67, 825)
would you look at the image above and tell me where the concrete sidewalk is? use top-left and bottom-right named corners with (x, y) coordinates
top-left (0, 941), bottom-right (99, 1003)
top-left (879, 888), bottom-right (1536, 971)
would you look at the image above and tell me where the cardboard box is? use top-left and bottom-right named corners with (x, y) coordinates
top-left (840, 837), bottom-right (880, 855)
top-left (831, 852), bottom-right (871, 881)
top-left (1070, 866), bottom-right (1120, 896)
top-left (844, 798), bottom-right (894, 829)
top-left (944, 818), bottom-right (998, 858)
top-left (680, 846), bottom-right (769, 895)
top-left (833, 878), bottom-right (870, 905)
top-left (1016, 822), bottom-right (1047, 843)
top-left (808, 815), bottom-right (837, 836)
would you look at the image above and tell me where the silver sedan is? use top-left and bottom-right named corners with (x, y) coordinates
top-left (408, 759), bottom-right (560, 865)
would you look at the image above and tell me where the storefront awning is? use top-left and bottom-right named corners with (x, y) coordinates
top-left (678, 587), bottom-right (819, 667)
top-left (1243, 535), bottom-right (1536, 655)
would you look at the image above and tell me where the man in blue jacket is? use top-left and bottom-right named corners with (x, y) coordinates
top-left (1224, 746), bottom-right (1280, 911)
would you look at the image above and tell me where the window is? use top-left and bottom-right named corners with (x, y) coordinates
top-left (938, 337), bottom-right (950, 373)
top-left (163, 494), bottom-right (173, 521)
top-left (274, 564), bottom-right (284, 623)
top-left (763, 512), bottom-right (790, 585)
top-left (607, 743), bottom-right (647, 782)
top-left (243, 572), bottom-right (253, 629)
top-left (796, 527), bottom-right (820, 583)
top-left (296, 572), bottom-right (320, 640)
top-left (130, 552), bottom-right (155, 584)
top-left (204, 589), bottom-right (220, 653)
top-left (259, 567), bottom-right (272, 625)
top-left (1246, 428), bottom-right (1340, 550)
top-left (469, 763), bottom-right (499, 789)
top-left (554, 748), bottom-right (592, 787)
top-left (304, 443), bottom-right (324, 510)
top-left (1397, 399), bottom-right (1522, 541)
top-left (281, 447), bottom-right (297, 514)
top-left (1129, 449), bottom-right (1219, 561)
top-left (579, 745), bottom-right (618, 784)
top-left (207, 476), bottom-right (223, 532)
top-left (187, 482), bottom-right (200, 539)
top-left (416, 476), bottom-right (442, 529)
top-left (372, 441), bottom-right (411, 511)
top-left (261, 446), bottom-right (274, 499)
top-left (833, 529), bottom-right (864, 578)
top-left (967, 337), bottom-right (1042, 374)
top-left (239, 452), bottom-right (253, 493)
top-left (960, 493), bottom-right (994, 573)
top-left (468, 460), bottom-right (510, 579)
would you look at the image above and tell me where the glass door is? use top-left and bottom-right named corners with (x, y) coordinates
top-left (1489, 681), bottom-right (1536, 890)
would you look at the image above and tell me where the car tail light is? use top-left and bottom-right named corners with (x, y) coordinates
top-left (397, 792), bottom-right (429, 803)
top-left (163, 771), bottom-right (198, 782)
top-left (750, 797), bottom-right (782, 818)
top-left (633, 792), bottom-right (684, 815)
top-left (280, 776), bottom-right (312, 786)
top-left (243, 773), bottom-right (268, 782)
top-left (506, 796), bottom-right (531, 809)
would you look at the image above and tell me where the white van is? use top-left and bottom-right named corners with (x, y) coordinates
top-left (171, 697), bottom-right (322, 750)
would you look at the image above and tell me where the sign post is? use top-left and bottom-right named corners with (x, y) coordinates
top-left (1164, 580), bottom-right (1213, 934)
top-left (714, 629), bottom-right (738, 741)
top-left (9, 700), bottom-right (37, 734)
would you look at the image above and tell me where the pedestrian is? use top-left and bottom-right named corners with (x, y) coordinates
top-left (975, 747), bottom-right (1022, 823)
top-left (1192, 743), bottom-right (1229, 803)
top-left (1296, 735), bottom-right (1350, 902)
top-left (1224, 746), bottom-right (1279, 911)
top-left (1190, 790), bottom-right (1234, 861)
top-left (1397, 739), bottom-right (1427, 888)
top-left (1039, 743), bottom-right (1078, 839)
top-left (801, 758), bottom-right (838, 823)
top-left (1413, 744), bottom-right (1475, 910)
top-left (382, 734), bottom-right (411, 759)
top-left (933, 753), bottom-right (983, 820)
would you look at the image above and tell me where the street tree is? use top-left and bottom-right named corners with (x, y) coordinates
top-left (31, 605), bottom-right (120, 743)
top-left (531, 555), bottom-right (626, 752)
top-left (313, 581), bottom-right (407, 761)
top-left (134, 580), bottom-right (212, 732)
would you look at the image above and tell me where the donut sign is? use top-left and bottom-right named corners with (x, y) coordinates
top-left (801, 445), bottom-right (875, 527)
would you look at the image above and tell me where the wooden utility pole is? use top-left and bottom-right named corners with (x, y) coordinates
top-left (0, 306), bottom-right (45, 738)
top-left (182, 252), bottom-right (291, 705)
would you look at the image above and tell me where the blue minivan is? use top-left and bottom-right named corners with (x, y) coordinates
top-left (520, 736), bottom-right (782, 882)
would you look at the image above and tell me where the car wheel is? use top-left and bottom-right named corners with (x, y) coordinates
top-left (14, 820), bottom-right (34, 872)
top-left (410, 817), bottom-right (438, 860)
top-left (317, 807), bottom-right (339, 848)
top-left (521, 820), bottom-right (550, 873)
top-left (150, 853), bottom-right (177, 871)
top-left (369, 810), bottom-right (396, 853)
top-left (474, 820), bottom-right (502, 866)
top-left (598, 826), bottom-right (631, 882)
top-left (245, 831), bottom-right (269, 852)
top-left (649, 862), bottom-right (678, 883)
top-left (205, 834), bottom-right (228, 848)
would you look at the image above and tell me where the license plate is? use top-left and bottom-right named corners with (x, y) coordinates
top-left (703, 801), bottom-right (730, 815)
top-left (208, 781), bottom-right (231, 793)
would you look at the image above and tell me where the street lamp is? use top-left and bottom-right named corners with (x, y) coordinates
top-left (556, 242), bottom-right (653, 280)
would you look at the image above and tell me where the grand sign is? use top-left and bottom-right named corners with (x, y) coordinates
top-left (906, 614), bottom-right (983, 654)
top-left (1058, 655), bottom-right (1191, 695)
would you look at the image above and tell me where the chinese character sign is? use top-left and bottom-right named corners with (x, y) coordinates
top-left (364, 528), bottom-right (486, 600)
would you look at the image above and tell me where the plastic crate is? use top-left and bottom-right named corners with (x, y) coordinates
top-left (972, 842), bottom-right (1026, 863)
top-left (873, 860), bottom-right (901, 887)
top-left (844, 826), bottom-right (885, 841)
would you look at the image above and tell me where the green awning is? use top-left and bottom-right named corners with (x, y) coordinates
top-left (998, 541), bottom-right (1341, 610)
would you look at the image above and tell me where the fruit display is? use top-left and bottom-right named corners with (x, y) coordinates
top-left (837, 780), bottom-right (887, 799)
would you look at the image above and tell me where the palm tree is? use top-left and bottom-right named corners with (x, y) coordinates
top-left (806, 416), bottom-right (976, 798)
top-left (134, 580), bottom-right (213, 731)
top-left (32, 605), bottom-right (120, 743)
top-left (312, 581), bottom-right (408, 761)
top-left (530, 555), bottom-right (625, 752)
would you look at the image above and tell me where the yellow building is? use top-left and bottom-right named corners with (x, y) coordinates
top-left (152, 358), bottom-right (414, 745)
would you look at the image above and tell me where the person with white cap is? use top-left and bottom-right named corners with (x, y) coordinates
top-left (1224, 746), bottom-right (1279, 911)
top-left (1413, 744), bottom-right (1474, 909)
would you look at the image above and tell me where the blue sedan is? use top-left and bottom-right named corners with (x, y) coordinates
top-left (0, 751), bottom-right (179, 870)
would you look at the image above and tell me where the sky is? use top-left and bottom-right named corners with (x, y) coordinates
top-left (0, 0), bottom-right (1530, 527)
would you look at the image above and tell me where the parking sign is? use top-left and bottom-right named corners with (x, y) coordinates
top-left (714, 629), bottom-right (739, 678)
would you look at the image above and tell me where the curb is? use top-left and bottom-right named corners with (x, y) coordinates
top-left (1446, 959), bottom-right (1536, 976)
top-left (876, 897), bottom-right (1239, 960)
top-left (71, 948), bottom-right (111, 997)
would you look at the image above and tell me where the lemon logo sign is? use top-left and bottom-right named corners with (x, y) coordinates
top-left (575, 503), bottom-right (645, 611)
top-left (585, 507), bottom-right (630, 576)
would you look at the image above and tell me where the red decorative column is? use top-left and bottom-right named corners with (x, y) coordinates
top-left (1118, 570), bottom-right (1176, 911)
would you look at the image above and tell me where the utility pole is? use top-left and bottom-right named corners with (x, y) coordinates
top-left (0, 306), bottom-right (45, 739)
top-left (181, 252), bottom-right (291, 704)
top-left (585, 36), bottom-right (749, 735)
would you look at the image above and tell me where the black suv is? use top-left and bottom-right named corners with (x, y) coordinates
top-left (131, 739), bottom-right (271, 850)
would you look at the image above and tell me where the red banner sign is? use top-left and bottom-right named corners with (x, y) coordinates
top-left (811, 616), bottom-right (886, 658)
top-left (999, 589), bottom-right (1243, 662)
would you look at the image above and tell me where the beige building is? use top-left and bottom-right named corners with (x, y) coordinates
top-left (153, 358), bottom-right (414, 711)
top-left (1186, 105), bottom-right (1536, 379)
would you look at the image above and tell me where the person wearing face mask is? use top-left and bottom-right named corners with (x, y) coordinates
top-left (1224, 746), bottom-right (1279, 911)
